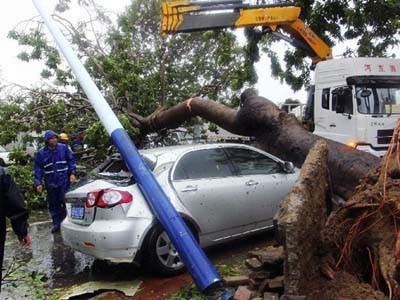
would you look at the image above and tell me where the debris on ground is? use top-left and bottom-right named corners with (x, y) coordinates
top-left (59, 280), bottom-right (142, 299)
top-left (223, 245), bottom-right (284, 299)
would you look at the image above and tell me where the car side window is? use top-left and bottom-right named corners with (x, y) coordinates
top-left (173, 148), bottom-right (233, 180)
top-left (225, 148), bottom-right (282, 175)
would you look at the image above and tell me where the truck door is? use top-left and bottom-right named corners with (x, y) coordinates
top-left (330, 87), bottom-right (357, 144)
top-left (314, 88), bottom-right (336, 140)
top-left (314, 87), bottom-right (356, 144)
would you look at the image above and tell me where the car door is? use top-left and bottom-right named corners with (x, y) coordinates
top-left (171, 147), bottom-right (248, 241)
top-left (224, 147), bottom-right (294, 227)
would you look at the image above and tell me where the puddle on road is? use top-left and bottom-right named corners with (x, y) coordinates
top-left (2, 210), bottom-right (141, 300)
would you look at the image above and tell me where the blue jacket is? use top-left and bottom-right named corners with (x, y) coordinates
top-left (34, 130), bottom-right (76, 189)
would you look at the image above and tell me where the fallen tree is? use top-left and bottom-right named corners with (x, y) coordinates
top-left (128, 93), bottom-right (400, 298)
top-left (127, 92), bottom-right (380, 198)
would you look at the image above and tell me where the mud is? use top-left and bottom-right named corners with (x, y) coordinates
top-left (305, 271), bottom-right (385, 300)
top-left (133, 273), bottom-right (192, 300)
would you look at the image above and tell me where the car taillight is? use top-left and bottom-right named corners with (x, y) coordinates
top-left (86, 190), bottom-right (101, 208)
top-left (86, 189), bottom-right (132, 208)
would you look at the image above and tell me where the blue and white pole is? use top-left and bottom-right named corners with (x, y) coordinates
top-left (32, 0), bottom-right (231, 296)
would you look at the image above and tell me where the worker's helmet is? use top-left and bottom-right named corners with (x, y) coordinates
top-left (59, 133), bottom-right (69, 142)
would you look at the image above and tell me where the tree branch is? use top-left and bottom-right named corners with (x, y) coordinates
top-left (132, 95), bottom-right (380, 199)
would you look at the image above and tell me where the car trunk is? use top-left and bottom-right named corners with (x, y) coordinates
top-left (66, 179), bottom-right (117, 226)
top-left (65, 153), bottom-right (156, 226)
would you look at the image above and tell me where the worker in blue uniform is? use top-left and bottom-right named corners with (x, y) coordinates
top-left (34, 130), bottom-right (76, 233)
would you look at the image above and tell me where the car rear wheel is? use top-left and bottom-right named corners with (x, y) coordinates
top-left (147, 224), bottom-right (197, 276)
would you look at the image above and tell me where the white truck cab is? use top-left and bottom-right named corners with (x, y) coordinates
top-left (304, 57), bottom-right (400, 157)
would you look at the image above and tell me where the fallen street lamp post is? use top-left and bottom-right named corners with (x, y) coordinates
top-left (32, 0), bottom-right (233, 298)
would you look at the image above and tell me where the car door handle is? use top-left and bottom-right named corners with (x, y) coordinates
top-left (245, 180), bottom-right (259, 186)
top-left (329, 124), bottom-right (336, 127)
top-left (181, 185), bottom-right (198, 192)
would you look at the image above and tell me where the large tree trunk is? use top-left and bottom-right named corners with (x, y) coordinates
top-left (129, 95), bottom-right (380, 198)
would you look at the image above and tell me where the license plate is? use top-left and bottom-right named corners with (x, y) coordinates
top-left (71, 205), bottom-right (85, 219)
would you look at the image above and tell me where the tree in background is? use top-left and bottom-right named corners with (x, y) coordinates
top-left (3, 0), bottom-right (251, 154)
top-left (2, 0), bottom-right (399, 152)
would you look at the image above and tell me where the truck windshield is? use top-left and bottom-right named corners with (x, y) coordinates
top-left (355, 85), bottom-right (400, 115)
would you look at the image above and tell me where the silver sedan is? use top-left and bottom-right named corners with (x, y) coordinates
top-left (61, 143), bottom-right (299, 275)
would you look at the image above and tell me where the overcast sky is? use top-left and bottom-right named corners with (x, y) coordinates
top-left (0, 1), bottom-right (129, 88)
top-left (1, 1), bottom-right (398, 105)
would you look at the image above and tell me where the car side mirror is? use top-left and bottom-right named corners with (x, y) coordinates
top-left (282, 161), bottom-right (295, 173)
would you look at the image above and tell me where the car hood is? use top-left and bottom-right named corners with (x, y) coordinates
top-left (66, 179), bottom-right (117, 199)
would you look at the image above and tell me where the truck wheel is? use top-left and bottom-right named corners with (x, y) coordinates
top-left (147, 224), bottom-right (197, 276)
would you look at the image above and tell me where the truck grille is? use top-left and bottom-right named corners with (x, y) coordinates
top-left (377, 129), bottom-right (394, 145)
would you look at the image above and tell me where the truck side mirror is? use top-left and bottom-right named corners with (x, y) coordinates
top-left (359, 89), bottom-right (371, 98)
top-left (333, 87), bottom-right (352, 114)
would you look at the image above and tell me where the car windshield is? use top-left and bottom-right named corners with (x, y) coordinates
top-left (0, 146), bottom-right (6, 152)
top-left (356, 85), bottom-right (400, 115)
top-left (88, 154), bottom-right (156, 186)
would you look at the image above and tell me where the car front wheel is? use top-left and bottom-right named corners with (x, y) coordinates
top-left (147, 224), bottom-right (196, 276)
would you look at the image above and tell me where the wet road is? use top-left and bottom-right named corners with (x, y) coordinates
top-left (2, 210), bottom-right (273, 299)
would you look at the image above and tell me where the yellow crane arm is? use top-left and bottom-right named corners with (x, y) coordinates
top-left (161, 0), bottom-right (332, 64)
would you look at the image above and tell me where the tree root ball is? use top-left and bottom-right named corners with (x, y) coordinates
top-left (321, 150), bottom-right (400, 299)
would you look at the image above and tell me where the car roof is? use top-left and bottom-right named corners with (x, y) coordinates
top-left (140, 143), bottom-right (266, 166)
